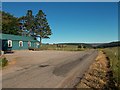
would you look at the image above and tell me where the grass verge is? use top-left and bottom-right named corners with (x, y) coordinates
top-left (103, 47), bottom-right (120, 87)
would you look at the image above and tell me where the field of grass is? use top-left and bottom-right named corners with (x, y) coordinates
top-left (38, 44), bottom-right (86, 51)
top-left (104, 47), bottom-right (120, 86)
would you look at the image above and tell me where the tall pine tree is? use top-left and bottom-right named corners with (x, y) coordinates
top-left (35, 10), bottom-right (52, 45)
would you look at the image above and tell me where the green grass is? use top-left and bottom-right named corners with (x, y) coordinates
top-left (0, 57), bottom-right (8, 67)
top-left (38, 44), bottom-right (86, 51)
top-left (104, 47), bottom-right (120, 86)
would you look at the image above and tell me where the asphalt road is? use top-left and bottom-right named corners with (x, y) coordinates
top-left (2, 50), bottom-right (98, 88)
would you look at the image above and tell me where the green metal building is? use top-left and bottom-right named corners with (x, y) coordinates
top-left (0, 33), bottom-right (40, 51)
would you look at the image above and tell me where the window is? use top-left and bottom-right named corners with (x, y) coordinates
top-left (36, 42), bottom-right (39, 48)
top-left (19, 41), bottom-right (23, 47)
top-left (8, 40), bottom-right (12, 47)
top-left (28, 41), bottom-right (31, 47)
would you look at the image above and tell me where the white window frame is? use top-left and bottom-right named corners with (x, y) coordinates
top-left (19, 41), bottom-right (23, 47)
top-left (28, 41), bottom-right (31, 47)
top-left (8, 40), bottom-right (12, 47)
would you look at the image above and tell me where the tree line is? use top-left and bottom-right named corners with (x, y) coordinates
top-left (1, 10), bottom-right (52, 45)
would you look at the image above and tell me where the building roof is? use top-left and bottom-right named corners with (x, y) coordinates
top-left (0, 33), bottom-right (39, 42)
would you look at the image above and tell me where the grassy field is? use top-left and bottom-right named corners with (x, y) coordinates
top-left (37, 44), bottom-right (87, 51)
top-left (104, 47), bottom-right (120, 86)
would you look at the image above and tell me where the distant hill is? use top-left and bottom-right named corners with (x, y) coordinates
top-left (96, 41), bottom-right (120, 48)
top-left (44, 41), bottom-right (120, 48)
top-left (88, 43), bottom-right (104, 47)
top-left (58, 43), bottom-right (93, 48)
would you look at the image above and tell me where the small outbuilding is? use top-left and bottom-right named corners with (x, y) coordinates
top-left (0, 33), bottom-right (40, 51)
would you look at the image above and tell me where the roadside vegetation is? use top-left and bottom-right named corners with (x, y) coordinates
top-left (104, 47), bottom-right (120, 87)
top-left (0, 57), bottom-right (8, 67)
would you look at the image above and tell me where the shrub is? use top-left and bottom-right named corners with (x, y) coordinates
top-left (78, 45), bottom-right (82, 48)
top-left (0, 57), bottom-right (8, 67)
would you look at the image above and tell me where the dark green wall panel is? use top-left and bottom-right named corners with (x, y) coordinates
top-left (2, 40), bottom-right (40, 50)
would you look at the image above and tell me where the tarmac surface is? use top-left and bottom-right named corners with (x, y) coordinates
top-left (2, 50), bottom-right (98, 88)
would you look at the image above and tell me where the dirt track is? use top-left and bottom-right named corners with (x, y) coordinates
top-left (2, 50), bottom-right (98, 88)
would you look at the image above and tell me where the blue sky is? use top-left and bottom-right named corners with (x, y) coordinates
top-left (2, 2), bottom-right (118, 43)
